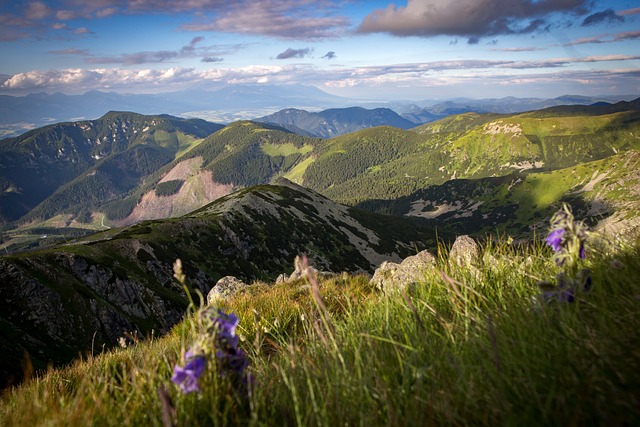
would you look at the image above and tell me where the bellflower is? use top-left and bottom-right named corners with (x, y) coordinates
top-left (539, 204), bottom-right (592, 305)
top-left (545, 228), bottom-right (564, 252)
top-left (171, 354), bottom-right (206, 394)
top-left (171, 306), bottom-right (250, 396)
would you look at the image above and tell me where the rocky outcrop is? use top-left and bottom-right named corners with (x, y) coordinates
top-left (0, 253), bottom-right (188, 390)
top-left (371, 236), bottom-right (485, 292)
top-left (275, 255), bottom-right (332, 284)
top-left (207, 276), bottom-right (249, 303)
top-left (371, 250), bottom-right (436, 293)
top-left (449, 235), bottom-right (479, 267)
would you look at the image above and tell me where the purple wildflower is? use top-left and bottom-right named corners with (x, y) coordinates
top-left (171, 355), bottom-right (206, 394)
top-left (214, 311), bottom-right (238, 335)
top-left (545, 228), bottom-right (564, 252)
top-left (171, 308), bottom-right (250, 396)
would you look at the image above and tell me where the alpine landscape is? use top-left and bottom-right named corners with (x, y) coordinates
top-left (1, 1), bottom-right (639, 426)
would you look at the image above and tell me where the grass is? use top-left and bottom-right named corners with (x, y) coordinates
top-left (1, 235), bottom-right (639, 426)
top-left (260, 143), bottom-right (314, 157)
top-left (283, 156), bottom-right (315, 183)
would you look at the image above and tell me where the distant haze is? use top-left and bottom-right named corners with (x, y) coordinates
top-left (1, 88), bottom-right (638, 139)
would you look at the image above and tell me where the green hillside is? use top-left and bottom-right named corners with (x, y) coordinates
top-left (2, 228), bottom-right (639, 425)
top-left (0, 112), bottom-right (223, 225)
top-left (297, 107), bottom-right (639, 206)
top-left (72, 121), bottom-right (325, 227)
top-left (185, 121), bottom-right (322, 186)
top-left (358, 150), bottom-right (640, 238)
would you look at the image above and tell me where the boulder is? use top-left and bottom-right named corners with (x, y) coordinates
top-left (275, 273), bottom-right (289, 284)
top-left (449, 235), bottom-right (479, 267)
top-left (371, 250), bottom-right (436, 293)
top-left (370, 260), bottom-right (401, 292)
top-left (207, 276), bottom-right (249, 304)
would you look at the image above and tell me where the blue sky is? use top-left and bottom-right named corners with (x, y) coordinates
top-left (1, 0), bottom-right (639, 100)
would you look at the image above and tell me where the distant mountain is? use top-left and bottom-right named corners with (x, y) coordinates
top-left (0, 85), bottom-right (353, 138)
top-left (256, 107), bottom-right (416, 137)
top-left (397, 94), bottom-right (640, 124)
top-left (0, 111), bottom-right (223, 225)
top-left (0, 179), bottom-right (435, 388)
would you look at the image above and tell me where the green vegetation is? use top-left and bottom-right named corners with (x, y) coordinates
top-left (155, 180), bottom-right (184, 197)
top-left (102, 196), bottom-right (139, 220)
top-left (261, 142), bottom-right (314, 157)
top-left (283, 156), bottom-right (315, 183)
top-left (0, 112), bottom-right (222, 226)
top-left (2, 234), bottom-right (638, 426)
top-left (5, 103), bottom-right (640, 242)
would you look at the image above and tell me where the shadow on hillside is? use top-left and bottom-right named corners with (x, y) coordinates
top-left (354, 173), bottom-right (614, 243)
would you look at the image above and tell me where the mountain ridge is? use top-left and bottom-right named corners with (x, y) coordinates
top-left (256, 106), bottom-right (416, 137)
top-left (2, 99), bottom-right (640, 252)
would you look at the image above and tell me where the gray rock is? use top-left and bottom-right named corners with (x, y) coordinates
top-left (371, 250), bottom-right (436, 293)
top-left (370, 260), bottom-right (401, 292)
top-left (207, 276), bottom-right (249, 303)
top-left (449, 235), bottom-right (479, 267)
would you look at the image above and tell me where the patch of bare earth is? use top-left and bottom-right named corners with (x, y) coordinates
top-left (117, 158), bottom-right (235, 226)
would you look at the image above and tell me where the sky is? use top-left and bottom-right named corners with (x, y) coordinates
top-left (0, 0), bottom-right (639, 100)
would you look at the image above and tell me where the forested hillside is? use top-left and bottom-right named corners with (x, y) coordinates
top-left (0, 112), bottom-right (223, 225)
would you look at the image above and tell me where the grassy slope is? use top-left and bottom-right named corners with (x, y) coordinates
top-left (1, 234), bottom-right (638, 426)
top-left (301, 109), bottom-right (640, 206)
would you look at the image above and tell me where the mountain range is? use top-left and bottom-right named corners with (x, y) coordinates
top-left (0, 112), bottom-right (224, 226)
top-left (2, 98), bottom-right (640, 254)
top-left (256, 106), bottom-right (416, 137)
top-left (1, 85), bottom-right (637, 139)
top-left (0, 85), bottom-right (351, 139)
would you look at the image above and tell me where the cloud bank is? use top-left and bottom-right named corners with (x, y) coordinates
top-left (1, 0), bottom-right (351, 41)
top-left (3, 54), bottom-right (638, 95)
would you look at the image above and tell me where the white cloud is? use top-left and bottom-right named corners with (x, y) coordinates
top-left (56, 10), bottom-right (77, 20)
top-left (181, 0), bottom-right (350, 40)
top-left (2, 54), bottom-right (639, 96)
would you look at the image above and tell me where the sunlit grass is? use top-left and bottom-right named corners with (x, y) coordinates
top-left (260, 143), bottom-right (314, 157)
top-left (1, 235), bottom-right (639, 426)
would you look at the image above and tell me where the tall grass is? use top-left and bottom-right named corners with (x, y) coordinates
top-left (1, 236), bottom-right (639, 426)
